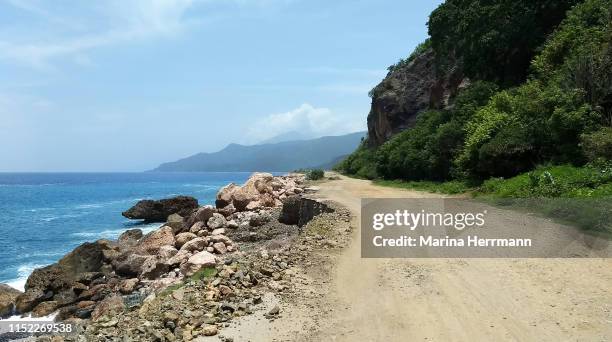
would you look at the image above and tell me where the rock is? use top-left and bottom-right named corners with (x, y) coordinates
top-left (31, 300), bottom-right (59, 317)
top-left (76, 272), bottom-right (103, 285)
top-left (245, 200), bottom-right (263, 211)
top-left (231, 190), bottom-right (252, 211)
top-left (136, 226), bottom-right (175, 254)
top-left (139, 256), bottom-right (169, 280)
top-left (102, 249), bottom-right (120, 262)
top-left (77, 300), bottom-right (96, 309)
top-left (243, 173), bottom-right (274, 195)
top-left (159, 245), bottom-right (179, 260)
top-left (227, 220), bottom-right (238, 229)
top-left (17, 240), bottom-right (107, 314)
top-left (113, 253), bottom-right (150, 277)
top-left (55, 241), bottom-right (106, 282)
top-left (218, 285), bottom-right (232, 297)
top-left (211, 228), bottom-right (226, 235)
top-left (201, 324), bottom-right (218, 336)
top-left (166, 213), bottom-right (185, 234)
top-left (267, 305), bottom-right (280, 316)
top-left (210, 234), bottom-right (232, 245)
top-left (249, 211), bottom-right (272, 227)
top-left (91, 295), bottom-right (124, 321)
top-left (118, 229), bottom-right (143, 247)
top-left (122, 196), bottom-right (198, 222)
top-left (15, 289), bottom-right (45, 313)
top-left (186, 206), bottom-right (215, 227)
top-left (180, 251), bottom-right (217, 277)
top-left (167, 213), bottom-right (183, 223)
top-left (216, 183), bottom-right (239, 208)
top-left (189, 221), bottom-right (206, 234)
top-left (217, 203), bottom-right (236, 217)
top-left (279, 196), bottom-right (333, 226)
top-left (175, 232), bottom-right (197, 249)
top-left (0, 284), bottom-right (22, 317)
top-left (179, 237), bottom-right (209, 253)
top-left (119, 278), bottom-right (139, 294)
top-left (207, 213), bottom-right (227, 229)
top-left (165, 249), bottom-right (192, 267)
top-left (367, 48), bottom-right (466, 146)
top-left (212, 242), bottom-right (227, 254)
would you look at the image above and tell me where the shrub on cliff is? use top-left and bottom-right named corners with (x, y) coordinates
top-left (345, 0), bottom-right (612, 185)
top-left (374, 81), bottom-right (498, 181)
top-left (457, 0), bottom-right (611, 178)
top-left (533, 0), bottom-right (612, 125)
top-left (428, 0), bottom-right (581, 86)
top-left (385, 39), bottom-right (432, 75)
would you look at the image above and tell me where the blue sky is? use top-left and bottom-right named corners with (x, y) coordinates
top-left (0, 0), bottom-right (442, 172)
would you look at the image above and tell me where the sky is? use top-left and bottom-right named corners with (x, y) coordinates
top-left (0, 0), bottom-right (443, 172)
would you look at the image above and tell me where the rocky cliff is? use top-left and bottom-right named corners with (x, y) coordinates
top-left (366, 48), bottom-right (467, 146)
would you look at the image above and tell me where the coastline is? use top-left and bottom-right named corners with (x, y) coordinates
top-left (1, 172), bottom-right (347, 340)
top-left (0, 172), bottom-right (253, 293)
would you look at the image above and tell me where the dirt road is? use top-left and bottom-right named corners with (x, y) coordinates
top-left (302, 174), bottom-right (612, 341)
top-left (221, 174), bottom-right (611, 341)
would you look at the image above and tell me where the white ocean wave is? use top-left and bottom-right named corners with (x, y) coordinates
top-left (182, 184), bottom-right (217, 188)
top-left (3, 311), bottom-right (58, 322)
top-left (23, 207), bottom-right (55, 213)
top-left (6, 263), bottom-right (48, 292)
top-left (71, 223), bottom-right (161, 240)
top-left (72, 197), bottom-right (145, 210)
top-left (71, 228), bottom-right (129, 240)
top-left (14, 252), bottom-right (64, 260)
top-left (74, 203), bottom-right (104, 209)
top-left (40, 213), bottom-right (87, 222)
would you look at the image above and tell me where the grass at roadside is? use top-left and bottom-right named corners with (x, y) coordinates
top-left (347, 163), bottom-right (612, 235)
top-left (373, 179), bottom-right (474, 194)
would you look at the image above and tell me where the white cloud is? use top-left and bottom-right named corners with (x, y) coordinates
top-left (0, 0), bottom-right (297, 69)
top-left (245, 103), bottom-right (364, 144)
top-left (0, 0), bottom-right (197, 69)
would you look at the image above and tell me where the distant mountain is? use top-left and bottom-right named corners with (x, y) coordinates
top-left (153, 131), bottom-right (366, 172)
top-left (258, 130), bottom-right (317, 144)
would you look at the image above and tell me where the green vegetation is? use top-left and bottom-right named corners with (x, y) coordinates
top-left (478, 163), bottom-right (612, 198)
top-left (305, 169), bottom-right (325, 180)
top-left (334, 141), bottom-right (378, 179)
top-left (477, 163), bottom-right (612, 234)
top-left (374, 179), bottom-right (472, 195)
top-left (338, 0), bottom-right (612, 192)
top-left (428, 0), bottom-right (581, 85)
top-left (189, 267), bottom-right (217, 282)
top-left (385, 39), bottom-right (432, 74)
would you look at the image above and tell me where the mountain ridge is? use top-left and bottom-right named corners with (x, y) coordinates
top-left (153, 131), bottom-right (365, 172)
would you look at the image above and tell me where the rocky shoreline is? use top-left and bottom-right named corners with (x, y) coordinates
top-left (0, 172), bottom-right (352, 341)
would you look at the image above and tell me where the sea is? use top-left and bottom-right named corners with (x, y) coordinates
top-left (0, 172), bottom-right (253, 292)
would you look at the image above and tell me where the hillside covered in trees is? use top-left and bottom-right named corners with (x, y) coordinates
top-left (337, 0), bottom-right (612, 201)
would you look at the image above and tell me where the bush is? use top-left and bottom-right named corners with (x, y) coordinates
top-left (458, 80), bottom-right (598, 178)
top-left (533, 0), bottom-right (612, 124)
top-left (375, 82), bottom-right (499, 181)
top-left (334, 141), bottom-right (378, 179)
top-left (386, 39), bottom-right (432, 73)
top-left (428, 0), bottom-right (580, 85)
top-left (478, 164), bottom-right (612, 197)
top-left (581, 127), bottom-right (612, 161)
top-left (306, 169), bottom-right (325, 180)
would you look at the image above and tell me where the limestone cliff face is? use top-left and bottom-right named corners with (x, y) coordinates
top-left (366, 48), bottom-right (467, 146)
